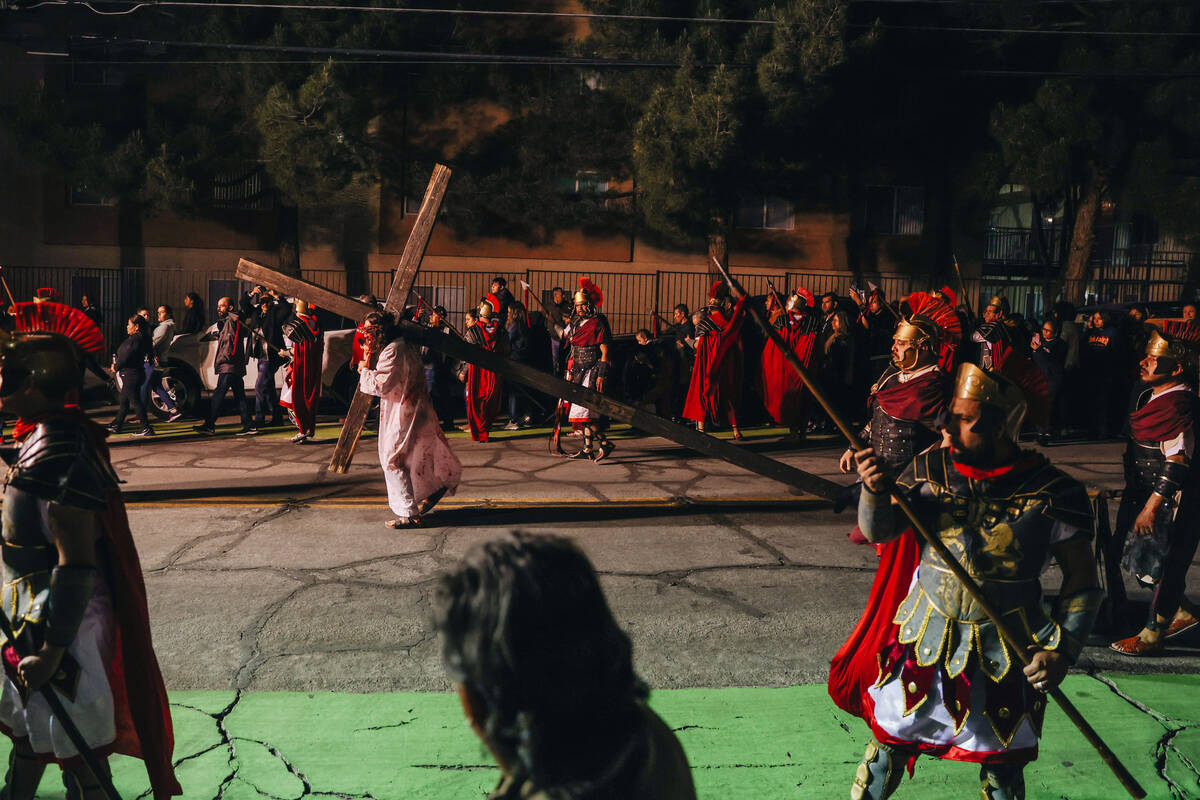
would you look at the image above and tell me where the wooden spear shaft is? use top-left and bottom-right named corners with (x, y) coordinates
top-left (712, 258), bottom-right (1145, 800)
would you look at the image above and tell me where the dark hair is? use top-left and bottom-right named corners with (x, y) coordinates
top-left (673, 303), bottom-right (689, 316)
top-left (635, 328), bottom-right (652, 339)
top-left (185, 291), bottom-right (202, 307)
top-left (821, 292), bottom-right (837, 302)
top-left (1041, 317), bottom-right (1061, 335)
top-left (492, 276), bottom-right (507, 288)
top-left (1184, 302), bottom-right (1197, 312)
top-left (159, 304), bottom-right (173, 318)
top-left (552, 286), bottom-right (564, 294)
top-left (432, 532), bottom-right (647, 794)
top-left (433, 305), bottom-right (447, 316)
top-left (1092, 309), bottom-right (1113, 329)
top-left (128, 315), bottom-right (148, 332)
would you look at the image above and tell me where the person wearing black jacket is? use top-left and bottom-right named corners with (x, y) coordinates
top-left (1031, 317), bottom-right (1068, 445)
top-left (108, 315), bottom-right (155, 436)
top-left (251, 292), bottom-right (290, 428)
top-left (180, 292), bottom-right (206, 335)
top-left (503, 303), bottom-right (532, 429)
top-left (194, 296), bottom-right (254, 435)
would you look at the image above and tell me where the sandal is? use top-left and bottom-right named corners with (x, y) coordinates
top-left (1166, 615), bottom-right (1200, 640)
top-left (1109, 634), bottom-right (1165, 657)
top-left (384, 516), bottom-right (422, 529)
top-left (418, 487), bottom-right (449, 516)
top-left (593, 440), bottom-right (615, 462)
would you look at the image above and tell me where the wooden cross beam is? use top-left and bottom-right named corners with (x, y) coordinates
top-left (235, 259), bottom-right (842, 500)
top-left (329, 164), bottom-right (450, 473)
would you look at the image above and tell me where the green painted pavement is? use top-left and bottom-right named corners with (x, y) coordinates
top-left (10, 674), bottom-right (1199, 799)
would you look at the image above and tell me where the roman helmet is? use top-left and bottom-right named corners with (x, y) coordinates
top-left (295, 299), bottom-right (311, 316)
top-left (787, 287), bottom-right (815, 312)
top-left (0, 331), bottom-right (81, 401)
top-left (1145, 330), bottom-right (1192, 377)
top-left (892, 315), bottom-right (941, 370)
top-left (986, 295), bottom-right (1010, 316)
top-left (573, 277), bottom-right (603, 312)
top-left (706, 280), bottom-right (731, 309)
top-left (477, 297), bottom-right (495, 320)
top-left (954, 348), bottom-right (1050, 440)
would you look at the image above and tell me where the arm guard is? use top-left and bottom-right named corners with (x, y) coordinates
top-left (44, 566), bottom-right (98, 647)
top-left (1053, 587), bottom-right (1105, 664)
top-left (596, 360), bottom-right (610, 379)
top-left (857, 486), bottom-right (900, 544)
top-left (1154, 458), bottom-right (1190, 499)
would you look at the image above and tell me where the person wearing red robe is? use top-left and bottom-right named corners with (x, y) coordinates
top-left (560, 278), bottom-right (614, 460)
top-left (281, 300), bottom-right (323, 443)
top-left (460, 297), bottom-right (509, 442)
top-left (683, 281), bottom-right (747, 438)
top-left (760, 288), bottom-right (818, 438)
top-left (0, 333), bottom-right (180, 800)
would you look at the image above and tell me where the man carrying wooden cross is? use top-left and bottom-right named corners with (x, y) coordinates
top-left (838, 354), bottom-right (1103, 800)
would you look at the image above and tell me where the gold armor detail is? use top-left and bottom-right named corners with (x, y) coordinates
top-left (954, 363), bottom-right (1028, 440)
top-left (1146, 329), bottom-right (1188, 361)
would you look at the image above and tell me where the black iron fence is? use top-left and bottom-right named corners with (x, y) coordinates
top-left (2, 264), bottom-right (919, 354)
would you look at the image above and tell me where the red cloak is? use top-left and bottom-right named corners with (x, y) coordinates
top-left (1129, 387), bottom-right (1197, 442)
top-left (7, 410), bottom-right (180, 799)
top-left (760, 311), bottom-right (817, 429)
top-left (467, 320), bottom-right (505, 442)
top-left (683, 297), bottom-right (748, 427)
top-left (282, 314), bottom-right (323, 435)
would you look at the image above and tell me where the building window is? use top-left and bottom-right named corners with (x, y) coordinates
top-left (865, 185), bottom-right (924, 235)
top-left (735, 195), bottom-right (794, 230)
top-left (556, 171), bottom-right (609, 195)
top-left (206, 164), bottom-right (273, 211)
top-left (69, 185), bottom-right (115, 207)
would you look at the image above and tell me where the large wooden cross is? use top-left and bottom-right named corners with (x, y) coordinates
top-left (234, 259), bottom-right (842, 500)
top-left (329, 164), bottom-right (450, 473)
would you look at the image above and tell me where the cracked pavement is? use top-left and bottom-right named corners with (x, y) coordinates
top-left (96, 427), bottom-right (1200, 798)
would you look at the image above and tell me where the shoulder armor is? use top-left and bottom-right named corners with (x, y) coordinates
top-left (6, 421), bottom-right (118, 511)
top-left (895, 446), bottom-right (950, 491)
top-left (1011, 463), bottom-right (1094, 531)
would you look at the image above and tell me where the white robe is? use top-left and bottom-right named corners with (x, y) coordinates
top-left (358, 340), bottom-right (462, 517)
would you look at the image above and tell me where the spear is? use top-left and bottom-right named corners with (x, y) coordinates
top-left (414, 291), bottom-right (464, 340)
top-left (518, 279), bottom-right (564, 328)
top-left (0, 265), bottom-right (19, 309)
top-left (952, 253), bottom-right (974, 319)
top-left (710, 256), bottom-right (1145, 800)
top-left (0, 610), bottom-right (122, 800)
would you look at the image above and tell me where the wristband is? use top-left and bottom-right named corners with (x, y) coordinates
top-left (1154, 459), bottom-right (1190, 499)
top-left (596, 361), bottom-right (610, 379)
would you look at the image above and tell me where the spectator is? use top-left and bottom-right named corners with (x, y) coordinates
top-left (193, 297), bottom-right (253, 435)
top-left (489, 277), bottom-right (515, 321)
top-left (670, 304), bottom-right (695, 420)
top-left (1031, 317), bottom-right (1067, 445)
top-left (422, 306), bottom-right (458, 431)
top-left (251, 293), bottom-right (290, 429)
top-left (548, 287), bottom-right (572, 368)
top-left (108, 315), bottom-right (155, 437)
top-left (1184, 302), bottom-right (1197, 325)
top-left (1082, 309), bottom-right (1124, 440)
top-left (431, 531), bottom-right (697, 800)
top-left (818, 310), bottom-right (857, 430)
top-left (504, 302), bottom-right (532, 430)
top-left (145, 304), bottom-right (182, 422)
top-left (80, 294), bottom-right (103, 326)
top-left (1125, 304), bottom-right (1153, 359)
top-left (181, 292), bottom-right (206, 335)
top-left (819, 292), bottom-right (839, 337)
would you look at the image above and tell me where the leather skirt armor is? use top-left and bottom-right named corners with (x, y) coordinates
top-left (870, 407), bottom-right (939, 475)
top-left (1118, 438), bottom-right (1196, 583)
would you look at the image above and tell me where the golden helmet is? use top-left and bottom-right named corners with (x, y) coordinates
top-left (294, 299), bottom-right (310, 315)
top-left (1146, 330), bottom-right (1186, 361)
top-left (953, 362), bottom-right (1027, 440)
top-left (477, 301), bottom-right (493, 320)
top-left (892, 315), bottom-right (940, 369)
top-left (986, 295), bottom-right (1010, 316)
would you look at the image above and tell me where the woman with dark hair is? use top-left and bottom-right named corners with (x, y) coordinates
top-left (815, 309), bottom-right (857, 431)
top-left (180, 291), bottom-right (206, 335)
top-left (108, 315), bottom-right (154, 436)
top-left (432, 532), bottom-right (696, 800)
top-left (1031, 317), bottom-right (1067, 445)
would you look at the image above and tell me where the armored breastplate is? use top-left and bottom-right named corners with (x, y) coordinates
top-left (869, 407), bottom-right (937, 473)
top-left (1126, 439), bottom-right (1164, 493)
top-left (1, 483), bottom-right (56, 638)
top-left (892, 448), bottom-right (1092, 681)
top-left (571, 344), bottom-right (600, 370)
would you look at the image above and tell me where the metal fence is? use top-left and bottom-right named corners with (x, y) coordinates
top-left (2, 264), bottom-right (919, 351)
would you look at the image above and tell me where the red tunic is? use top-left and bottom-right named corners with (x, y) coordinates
top-left (760, 310), bottom-right (817, 429)
top-left (282, 313), bottom-right (323, 435)
top-left (683, 298), bottom-right (748, 427)
top-left (466, 320), bottom-right (506, 442)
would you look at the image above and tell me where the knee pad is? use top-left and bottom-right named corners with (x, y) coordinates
top-left (979, 763), bottom-right (1025, 800)
top-left (851, 740), bottom-right (904, 800)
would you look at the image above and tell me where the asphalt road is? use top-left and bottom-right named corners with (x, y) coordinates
top-left (108, 420), bottom-right (1200, 694)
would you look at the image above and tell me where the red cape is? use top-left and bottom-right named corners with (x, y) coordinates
top-left (872, 368), bottom-right (949, 422)
top-left (683, 298), bottom-right (747, 426)
top-left (760, 314), bottom-right (816, 428)
top-left (283, 314), bottom-right (322, 434)
top-left (1130, 387), bottom-right (1197, 442)
top-left (467, 321), bottom-right (504, 442)
top-left (9, 410), bottom-right (180, 798)
top-left (828, 531), bottom-right (920, 717)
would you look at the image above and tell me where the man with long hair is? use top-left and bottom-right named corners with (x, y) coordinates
top-left (432, 532), bottom-right (696, 800)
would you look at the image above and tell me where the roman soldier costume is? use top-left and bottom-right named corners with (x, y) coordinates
top-left (832, 354), bottom-right (1103, 800)
top-left (281, 299), bottom-right (322, 442)
top-left (760, 289), bottom-right (819, 435)
top-left (0, 333), bottom-right (180, 800)
top-left (973, 295), bottom-right (1018, 370)
top-left (559, 278), bottom-right (614, 460)
top-left (1110, 332), bottom-right (1200, 655)
top-left (463, 298), bottom-right (509, 443)
top-left (683, 282), bottom-right (747, 435)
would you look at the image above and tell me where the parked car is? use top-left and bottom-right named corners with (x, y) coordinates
top-left (150, 326), bottom-right (357, 419)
